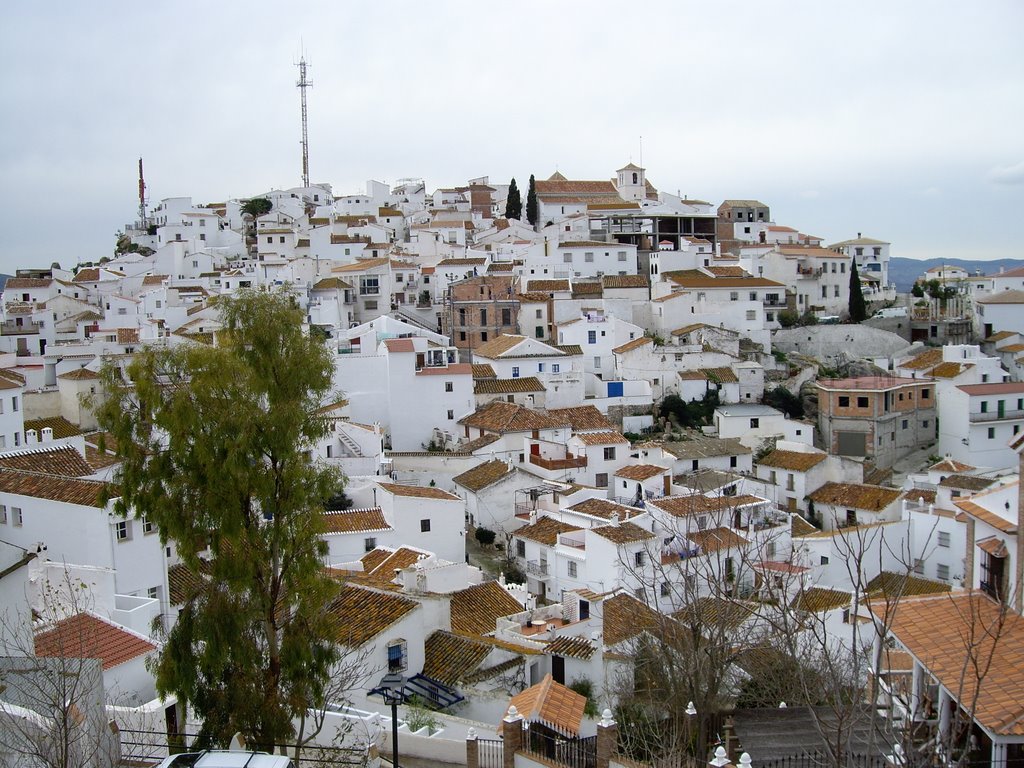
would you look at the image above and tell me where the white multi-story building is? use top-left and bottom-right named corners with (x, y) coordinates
top-left (937, 382), bottom-right (1024, 470)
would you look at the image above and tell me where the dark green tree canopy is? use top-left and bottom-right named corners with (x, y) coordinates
top-left (526, 174), bottom-right (538, 226)
top-left (849, 259), bottom-right (867, 322)
top-left (95, 290), bottom-right (344, 749)
top-left (241, 197), bottom-right (273, 219)
top-left (504, 178), bottom-right (522, 220)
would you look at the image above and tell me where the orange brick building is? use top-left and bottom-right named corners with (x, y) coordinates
top-left (817, 376), bottom-right (936, 469)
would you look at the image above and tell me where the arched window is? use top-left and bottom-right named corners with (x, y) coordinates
top-left (632, 172), bottom-right (638, 184)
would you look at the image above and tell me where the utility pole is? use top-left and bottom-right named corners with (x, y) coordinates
top-left (138, 157), bottom-right (148, 226)
top-left (296, 56), bottom-right (312, 189)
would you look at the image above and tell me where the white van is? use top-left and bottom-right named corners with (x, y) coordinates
top-left (873, 307), bottom-right (908, 319)
top-left (153, 751), bottom-right (293, 768)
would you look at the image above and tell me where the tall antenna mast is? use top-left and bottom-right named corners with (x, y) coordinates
top-left (138, 157), bottom-right (147, 224)
top-left (296, 56), bottom-right (313, 189)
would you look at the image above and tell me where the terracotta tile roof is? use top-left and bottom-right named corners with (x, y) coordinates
top-left (612, 337), bottom-right (652, 354)
top-left (977, 536), bottom-right (1010, 558)
top-left (5, 277), bottom-right (52, 289)
top-left (702, 367), bottom-right (738, 383)
top-left (459, 401), bottom-right (566, 433)
top-left (451, 581), bottom-right (522, 636)
top-left (808, 482), bottom-right (902, 512)
top-left (865, 571), bottom-right (951, 598)
top-left (422, 630), bottom-right (493, 685)
top-left (472, 363), bottom-right (497, 379)
top-left (899, 348), bottom-right (944, 371)
top-left (758, 449), bottom-right (827, 472)
top-left (614, 464), bottom-right (667, 481)
top-left (453, 460), bottom-right (514, 492)
top-left (383, 338), bottom-right (415, 353)
top-left (474, 377), bottom-right (545, 395)
top-left (957, 382), bottom-right (1024, 396)
top-left (0, 467), bottom-right (107, 506)
top-left (0, 369), bottom-right (26, 387)
top-left (57, 367), bottom-right (99, 381)
top-left (471, 334), bottom-right (529, 358)
top-left (998, 343), bottom-right (1024, 353)
top-left (0, 445), bottom-right (94, 477)
top-left (525, 279), bottom-right (571, 293)
top-left (792, 587), bottom-right (852, 613)
top-left (116, 328), bottom-right (140, 345)
top-left (377, 481), bottom-right (459, 501)
top-left (322, 507), bottom-right (392, 534)
top-left (574, 431), bottom-right (629, 445)
top-left (953, 499), bottom-right (1017, 534)
top-left (73, 268), bottom-right (100, 282)
top-left (985, 331), bottom-right (1017, 342)
top-left (501, 674), bottom-right (586, 737)
top-left (663, 269), bottom-right (785, 289)
top-left (791, 515), bottom-right (819, 537)
top-left (977, 289), bottom-right (1024, 305)
top-left (929, 361), bottom-right (966, 378)
top-left (23, 417), bottom-right (82, 439)
top-left (674, 597), bottom-right (753, 631)
top-left (358, 547), bottom-right (426, 586)
top-left (602, 275), bottom-right (648, 289)
top-left (874, 593), bottom-right (1024, 736)
top-left (84, 442), bottom-right (120, 470)
top-left (35, 613), bottom-right (156, 670)
top-left (602, 592), bottom-right (664, 646)
top-left (360, 547), bottom-right (392, 573)
top-left (566, 498), bottom-right (637, 521)
top-left (312, 277), bottom-right (352, 290)
top-left (167, 560), bottom-right (211, 605)
top-left (938, 474), bottom-right (996, 492)
top-left (929, 457), bottom-right (976, 473)
top-left (515, 516), bottom-right (583, 546)
top-left (544, 634), bottom-right (596, 660)
top-left (535, 178), bottom-right (617, 196)
top-left (547, 405), bottom-right (613, 432)
top-left (459, 433), bottom-right (501, 453)
top-left (687, 526), bottom-right (748, 553)
top-left (571, 282), bottom-right (603, 298)
top-left (902, 489), bottom-right (937, 504)
top-left (591, 521), bottom-right (655, 544)
top-left (650, 494), bottom-right (764, 518)
top-left (327, 584), bottom-right (419, 647)
top-left (331, 258), bottom-right (389, 273)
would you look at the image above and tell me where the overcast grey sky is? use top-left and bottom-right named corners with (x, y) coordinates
top-left (1, 1), bottom-right (1022, 274)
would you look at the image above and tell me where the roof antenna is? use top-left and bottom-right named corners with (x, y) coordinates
top-left (639, 135), bottom-right (643, 169)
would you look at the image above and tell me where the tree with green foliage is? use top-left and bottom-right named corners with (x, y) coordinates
top-left (504, 178), bottom-right (522, 220)
top-left (526, 174), bottom-right (538, 226)
top-left (94, 290), bottom-right (349, 752)
top-left (911, 282), bottom-right (925, 298)
top-left (241, 197), bottom-right (274, 239)
top-left (848, 260), bottom-right (867, 323)
top-left (763, 386), bottom-right (804, 419)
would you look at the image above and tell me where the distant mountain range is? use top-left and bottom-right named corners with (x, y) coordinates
top-left (889, 257), bottom-right (1024, 293)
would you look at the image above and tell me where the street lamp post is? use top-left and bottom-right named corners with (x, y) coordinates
top-left (383, 690), bottom-right (400, 768)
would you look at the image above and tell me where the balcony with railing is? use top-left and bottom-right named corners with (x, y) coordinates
top-left (557, 532), bottom-right (586, 551)
top-left (529, 452), bottom-right (587, 471)
top-left (0, 320), bottom-right (42, 335)
top-left (526, 560), bottom-right (549, 578)
top-left (969, 407), bottom-right (1024, 423)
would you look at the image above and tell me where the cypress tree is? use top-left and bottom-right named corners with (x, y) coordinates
top-left (504, 177), bottom-right (522, 220)
top-left (849, 259), bottom-right (867, 322)
top-left (526, 174), bottom-right (539, 226)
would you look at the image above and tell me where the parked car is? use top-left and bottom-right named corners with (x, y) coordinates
top-left (873, 307), bottom-right (908, 318)
top-left (153, 752), bottom-right (293, 768)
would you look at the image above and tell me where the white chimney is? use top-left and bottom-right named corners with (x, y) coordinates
top-left (25, 429), bottom-right (37, 445)
top-left (41, 427), bottom-right (53, 443)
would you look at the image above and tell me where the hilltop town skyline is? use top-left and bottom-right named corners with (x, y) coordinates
top-left (2, 1), bottom-right (1023, 272)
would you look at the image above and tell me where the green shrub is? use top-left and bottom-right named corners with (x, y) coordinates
top-left (569, 677), bottom-right (600, 718)
top-left (474, 527), bottom-right (497, 546)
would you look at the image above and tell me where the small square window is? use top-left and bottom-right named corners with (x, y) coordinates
top-left (143, 518), bottom-right (156, 535)
top-left (116, 520), bottom-right (131, 541)
top-left (634, 551), bottom-right (645, 567)
top-left (603, 447), bottom-right (616, 461)
top-left (838, 396), bottom-right (850, 407)
top-left (820, 555), bottom-right (829, 565)
top-left (857, 396), bottom-right (869, 408)
top-left (420, 519), bottom-right (431, 532)
top-left (938, 531), bottom-right (950, 548)
top-left (447, 409), bottom-right (454, 420)
top-left (750, 418), bottom-right (760, 428)
top-left (936, 564), bottom-right (950, 581)
top-left (365, 537), bottom-right (377, 552)
top-left (568, 561), bottom-right (578, 577)
top-left (595, 473), bottom-right (608, 488)
top-left (988, 427), bottom-right (996, 439)
top-left (0, 505), bottom-right (6, 524)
